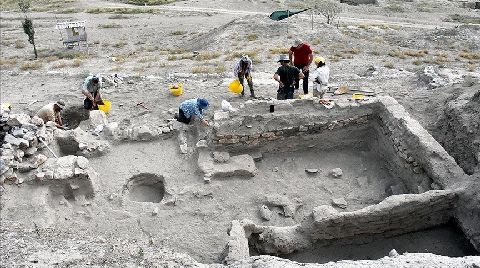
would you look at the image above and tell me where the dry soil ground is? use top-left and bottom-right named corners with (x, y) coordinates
top-left (1, 0), bottom-right (480, 266)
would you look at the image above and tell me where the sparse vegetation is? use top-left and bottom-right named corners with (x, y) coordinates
top-left (87, 7), bottom-right (158, 14)
top-left (314, 0), bottom-right (343, 25)
top-left (0, 57), bottom-right (19, 68)
top-left (191, 63), bottom-right (226, 74)
top-left (20, 60), bottom-right (42, 70)
top-left (14, 40), bottom-right (26, 49)
top-left (18, 0), bottom-right (38, 59)
top-left (194, 51), bottom-right (221, 61)
top-left (122, 0), bottom-right (178, 5)
top-left (225, 50), bottom-right (259, 61)
top-left (269, 47), bottom-right (289, 54)
top-left (109, 14), bottom-right (131, 19)
top-left (447, 14), bottom-right (480, 24)
top-left (385, 3), bottom-right (405, 13)
top-left (170, 30), bottom-right (187, 36)
top-left (246, 34), bottom-right (258, 41)
top-left (459, 51), bottom-right (480, 60)
top-left (384, 62), bottom-right (395, 69)
top-left (71, 59), bottom-right (82, 67)
top-left (98, 23), bottom-right (122, 29)
top-left (112, 42), bottom-right (128, 48)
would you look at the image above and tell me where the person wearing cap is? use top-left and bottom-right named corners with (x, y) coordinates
top-left (35, 101), bottom-right (66, 129)
top-left (82, 74), bottom-right (104, 110)
top-left (273, 55), bottom-right (304, 100)
top-left (289, 39), bottom-right (313, 94)
top-left (175, 98), bottom-right (210, 126)
top-left (310, 56), bottom-right (330, 98)
top-left (233, 54), bottom-right (255, 97)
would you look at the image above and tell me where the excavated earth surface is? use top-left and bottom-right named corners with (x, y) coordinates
top-left (1, 0), bottom-right (480, 267)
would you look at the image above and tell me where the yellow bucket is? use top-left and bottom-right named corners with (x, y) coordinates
top-left (228, 80), bottom-right (243, 94)
top-left (98, 99), bottom-right (112, 114)
top-left (169, 84), bottom-right (183, 97)
top-left (352, 93), bottom-right (365, 100)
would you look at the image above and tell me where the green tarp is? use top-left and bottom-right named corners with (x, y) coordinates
top-left (269, 9), bottom-right (309, 21)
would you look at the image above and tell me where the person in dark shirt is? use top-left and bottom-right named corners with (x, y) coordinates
top-left (273, 54), bottom-right (305, 100)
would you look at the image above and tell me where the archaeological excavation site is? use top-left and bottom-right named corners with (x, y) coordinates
top-left (1, 92), bottom-right (480, 267)
top-left (1, 0), bottom-right (480, 266)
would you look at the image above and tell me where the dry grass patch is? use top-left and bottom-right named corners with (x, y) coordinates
top-left (52, 61), bottom-right (68, 69)
top-left (20, 61), bottom-right (43, 70)
top-left (87, 7), bottom-right (158, 14)
top-left (225, 50), bottom-right (259, 61)
top-left (14, 40), bottom-right (26, 49)
top-left (123, 0), bottom-right (178, 5)
top-left (404, 50), bottom-right (428, 57)
top-left (71, 59), bottom-right (82, 67)
top-left (384, 62), bottom-right (395, 69)
top-left (98, 23), bottom-right (122, 29)
top-left (192, 62), bottom-right (225, 74)
top-left (170, 30), bottom-right (187, 36)
top-left (0, 57), bottom-right (18, 68)
top-left (359, 23), bottom-right (390, 30)
top-left (467, 63), bottom-right (477, 72)
top-left (459, 51), bottom-right (480, 60)
top-left (112, 42), bottom-right (128, 48)
top-left (109, 14), bottom-right (131, 19)
top-left (269, 47), bottom-right (289, 54)
top-left (246, 34), bottom-right (258, 41)
top-left (194, 51), bottom-right (221, 61)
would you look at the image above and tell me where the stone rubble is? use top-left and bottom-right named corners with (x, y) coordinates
top-left (330, 168), bottom-right (343, 178)
top-left (1, 111), bottom-right (56, 185)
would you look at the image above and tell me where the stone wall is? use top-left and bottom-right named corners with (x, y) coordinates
top-left (375, 97), bottom-right (466, 189)
top-left (213, 98), bottom-right (376, 150)
top-left (250, 190), bottom-right (458, 255)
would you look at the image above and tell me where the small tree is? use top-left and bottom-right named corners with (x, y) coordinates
top-left (315, 0), bottom-right (343, 25)
top-left (18, 0), bottom-right (37, 59)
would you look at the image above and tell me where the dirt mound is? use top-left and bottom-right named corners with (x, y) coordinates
top-left (436, 85), bottom-right (480, 175)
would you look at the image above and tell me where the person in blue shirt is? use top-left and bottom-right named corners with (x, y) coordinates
top-left (175, 98), bottom-right (209, 126)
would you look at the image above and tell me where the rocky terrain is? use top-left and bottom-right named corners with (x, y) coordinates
top-left (1, 0), bottom-right (480, 266)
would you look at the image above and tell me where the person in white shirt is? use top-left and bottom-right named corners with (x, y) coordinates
top-left (310, 56), bottom-right (330, 98)
top-left (233, 54), bottom-right (254, 97)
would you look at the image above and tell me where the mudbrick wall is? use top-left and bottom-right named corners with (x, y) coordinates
top-left (246, 190), bottom-right (458, 255)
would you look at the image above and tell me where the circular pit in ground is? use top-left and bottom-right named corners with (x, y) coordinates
top-left (126, 173), bottom-right (165, 203)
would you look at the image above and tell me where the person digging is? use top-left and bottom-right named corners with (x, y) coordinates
top-left (233, 54), bottom-right (255, 98)
top-left (175, 98), bottom-right (210, 126)
top-left (82, 75), bottom-right (104, 110)
top-left (273, 54), bottom-right (304, 100)
top-left (35, 100), bottom-right (67, 129)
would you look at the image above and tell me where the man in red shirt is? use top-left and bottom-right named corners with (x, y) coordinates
top-left (289, 39), bottom-right (313, 94)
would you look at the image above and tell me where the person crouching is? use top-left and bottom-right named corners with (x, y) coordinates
top-left (175, 98), bottom-right (210, 126)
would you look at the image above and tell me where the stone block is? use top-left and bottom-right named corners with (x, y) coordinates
top-left (313, 205), bottom-right (338, 223)
top-left (198, 151), bottom-right (257, 179)
top-left (213, 151), bottom-right (230, 163)
top-left (330, 168), bottom-right (343, 178)
top-left (332, 197), bottom-right (348, 209)
top-left (7, 113), bottom-right (30, 126)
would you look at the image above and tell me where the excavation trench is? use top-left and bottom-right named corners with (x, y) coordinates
top-left (214, 97), bottom-right (477, 264)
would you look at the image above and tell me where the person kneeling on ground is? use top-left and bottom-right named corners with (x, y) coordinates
top-left (35, 101), bottom-right (67, 129)
top-left (233, 54), bottom-right (255, 98)
top-left (273, 54), bottom-right (304, 100)
top-left (175, 98), bottom-right (210, 126)
top-left (82, 74), bottom-right (104, 110)
top-left (310, 56), bottom-right (330, 98)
